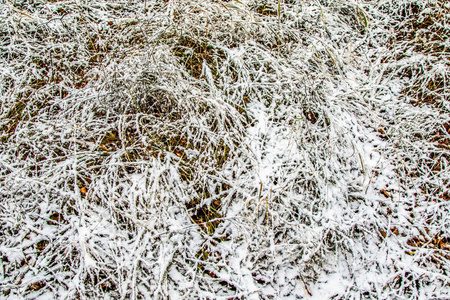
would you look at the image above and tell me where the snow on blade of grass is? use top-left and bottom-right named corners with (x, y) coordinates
top-left (0, 0), bottom-right (449, 299)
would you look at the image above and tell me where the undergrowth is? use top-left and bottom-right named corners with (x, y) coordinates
top-left (0, 0), bottom-right (449, 299)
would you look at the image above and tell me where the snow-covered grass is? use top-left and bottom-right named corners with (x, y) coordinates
top-left (0, 0), bottom-right (449, 298)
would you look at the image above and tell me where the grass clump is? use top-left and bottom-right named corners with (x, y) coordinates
top-left (1, 0), bottom-right (450, 299)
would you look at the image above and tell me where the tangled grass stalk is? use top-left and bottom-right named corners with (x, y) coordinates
top-left (0, 0), bottom-right (449, 298)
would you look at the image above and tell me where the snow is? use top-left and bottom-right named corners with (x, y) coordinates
top-left (1, 0), bottom-right (449, 298)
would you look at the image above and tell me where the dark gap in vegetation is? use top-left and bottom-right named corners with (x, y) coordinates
top-left (251, 1), bottom-right (278, 16)
top-left (187, 182), bottom-right (230, 235)
top-left (27, 281), bottom-right (46, 292)
top-left (173, 36), bottom-right (225, 80)
top-left (35, 240), bottom-right (50, 252)
top-left (85, 269), bottom-right (117, 293)
top-left (48, 212), bottom-right (66, 225)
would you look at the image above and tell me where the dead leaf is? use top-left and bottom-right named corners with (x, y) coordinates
top-left (380, 189), bottom-right (390, 198)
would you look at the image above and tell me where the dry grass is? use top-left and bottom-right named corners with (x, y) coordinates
top-left (1, 0), bottom-right (450, 299)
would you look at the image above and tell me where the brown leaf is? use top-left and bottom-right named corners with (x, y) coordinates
top-left (391, 227), bottom-right (399, 235)
top-left (29, 282), bottom-right (46, 291)
top-left (380, 189), bottom-right (390, 198)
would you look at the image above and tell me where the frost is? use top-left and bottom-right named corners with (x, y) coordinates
top-left (1, 0), bottom-right (449, 299)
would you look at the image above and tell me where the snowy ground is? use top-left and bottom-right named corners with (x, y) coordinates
top-left (1, 0), bottom-right (449, 299)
